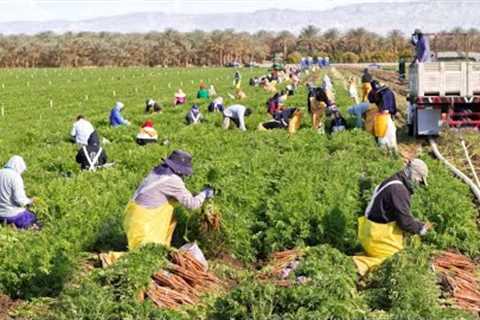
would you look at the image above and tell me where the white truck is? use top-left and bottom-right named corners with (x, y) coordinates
top-left (407, 34), bottom-right (480, 136)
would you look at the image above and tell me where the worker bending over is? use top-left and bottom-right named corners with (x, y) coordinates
top-left (124, 150), bottom-right (214, 249)
top-left (353, 159), bottom-right (431, 275)
top-left (223, 105), bottom-right (252, 132)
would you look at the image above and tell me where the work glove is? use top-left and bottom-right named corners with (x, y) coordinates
top-left (202, 187), bottom-right (215, 199)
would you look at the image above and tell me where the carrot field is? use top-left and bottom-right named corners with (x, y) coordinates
top-left (0, 67), bottom-right (479, 319)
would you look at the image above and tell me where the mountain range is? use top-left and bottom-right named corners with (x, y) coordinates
top-left (0, 1), bottom-right (478, 35)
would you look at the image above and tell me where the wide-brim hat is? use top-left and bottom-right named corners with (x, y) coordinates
top-left (164, 150), bottom-right (193, 176)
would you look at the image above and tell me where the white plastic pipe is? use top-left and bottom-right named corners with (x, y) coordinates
top-left (429, 138), bottom-right (480, 203)
top-left (461, 139), bottom-right (480, 189)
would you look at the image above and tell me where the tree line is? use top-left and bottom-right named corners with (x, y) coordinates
top-left (0, 26), bottom-right (478, 68)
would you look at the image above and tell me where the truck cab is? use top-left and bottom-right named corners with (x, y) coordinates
top-left (407, 33), bottom-right (480, 136)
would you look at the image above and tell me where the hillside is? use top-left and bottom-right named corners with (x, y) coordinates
top-left (0, 1), bottom-right (478, 35)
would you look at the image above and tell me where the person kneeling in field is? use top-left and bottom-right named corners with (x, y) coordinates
top-left (76, 132), bottom-right (108, 171)
top-left (109, 102), bottom-right (130, 127)
top-left (145, 99), bottom-right (162, 114)
top-left (222, 104), bottom-right (252, 132)
top-left (258, 107), bottom-right (301, 132)
top-left (0, 156), bottom-right (40, 230)
top-left (173, 89), bottom-right (187, 106)
top-left (70, 115), bottom-right (95, 147)
top-left (136, 120), bottom-right (158, 146)
top-left (353, 159), bottom-right (431, 276)
top-left (208, 97), bottom-right (224, 113)
top-left (329, 107), bottom-right (348, 133)
top-left (308, 86), bottom-right (333, 134)
top-left (197, 82), bottom-right (210, 99)
top-left (124, 150), bottom-right (214, 249)
top-left (185, 105), bottom-right (203, 125)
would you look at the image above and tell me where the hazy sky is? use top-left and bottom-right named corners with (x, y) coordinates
top-left (0, 0), bottom-right (419, 22)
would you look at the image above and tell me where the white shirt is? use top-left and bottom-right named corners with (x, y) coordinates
top-left (71, 119), bottom-right (95, 145)
top-left (224, 105), bottom-right (247, 131)
top-left (0, 168), bottom-right (32, 217)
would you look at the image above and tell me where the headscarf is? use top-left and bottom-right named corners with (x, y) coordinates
top-left (176, 89), bottom-right (186, 98)
top-left (191, 105), bottom-right (200, 115)
top-left (4, 155), bottom-right (27, 174)
top-left (142, 120), bottom-right (154, 128)
top-left (87, 131), bottom-right (101, 148)
top-left (115, 101), bottom-right (124, 110)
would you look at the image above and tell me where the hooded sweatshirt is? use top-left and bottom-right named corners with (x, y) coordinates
top-left (0, 156), bottom-right (32, 217)
top-left (109, 103), bottom-right (128, 127)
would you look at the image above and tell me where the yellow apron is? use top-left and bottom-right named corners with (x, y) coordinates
top-left (310, 98), bottom-right (326, 130)
top-left (288, 111), bottom-right (303, 134)
top-left (123, 200), bottom-right (177, 250)
top-left (353, 217), bottom-right (404, 276)
top-left (374, 112), bottom-right (390, 138)
top-left (361, 83), bottom-right (372, 102)
top-left (365, 105), bottom-right (378, 135)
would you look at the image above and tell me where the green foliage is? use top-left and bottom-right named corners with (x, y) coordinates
top-left (363, 247), bottom-right (476, 320)
top-left (210, 245), bottom-right (367, 320)
top-left (44, 245), bottom-right (183, 320)
top-left (0, 68), bottom-right (479, 318)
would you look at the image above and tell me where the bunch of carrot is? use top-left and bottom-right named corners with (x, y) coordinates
top-left (146, 251), bottom-right (222, 309)
top-left (433, 251), bottom-right (480, 313)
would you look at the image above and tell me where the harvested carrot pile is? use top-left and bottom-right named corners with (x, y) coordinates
top-left (433, 251), bottom-right (480, 313)
top-left (146, 251), bottom-right (223, 309)
top-left (258, 249), bottom-right (304, 287)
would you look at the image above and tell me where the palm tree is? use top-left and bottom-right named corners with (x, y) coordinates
top-left (299, 25), bottom-right (320, 55)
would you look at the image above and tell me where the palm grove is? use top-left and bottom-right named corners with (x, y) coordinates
top-left (0, 25), bottom-right (477, 67)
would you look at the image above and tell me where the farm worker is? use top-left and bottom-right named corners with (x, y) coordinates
top-left (411, 29), bottom-right (430, 63)
top-left (370, 81), bottom-right (397, 118)
top-left (76, 131), bottom-right (108, 171)
top-left (309, 87), bottom-right (333, 134)
top-left (136, 120), bottom-right (158, 146)
top-left (258, 107), bottom-right (299, 130)
top-left (223, 104), bottom-right (253, 131)
top-left (361, 69), bottom-right (373, 102)
top-left (266, 91), bottom-right (287, 115)
top-left (173, 89), bottom-right (187, 106)
top-left (290, 73), bottom-right (300, 89)
top-left (70, 115), bottom-right (95, 146)
top-left (398, 58), bottom-right (406, 80)
top-left (249, 77), bottom-right (260, 87)
top-left (353, 159), bottom-right (431, 276)
top-left (185, 105), bottom-right (203, 125)
top-left (235, 88), bottom-right (247, 100)
top-left (208, 85), bottom-right (217, 97)
top-left (329, 108), bottom-right (347, 133)
top-left (0, 156), bottom-right (39, 230)
top-left (145, 99), bottom-right (162, 114)
top-left (234, 71), bottom-right (241, 88)
top-left (322, 74), bottom-right (334, 101)
top-left (109, 102), bottom-right (130, 127)
top-left (197, 82), bottom-right (209, 99)
top-left (347, 102), bottom-right (378, 134)
top-left (208, 97), bottom-right (225, 113)
top-left (348, 77), bottom-right (359, 104)
top-left (124, 150), bottom-right (214, 249)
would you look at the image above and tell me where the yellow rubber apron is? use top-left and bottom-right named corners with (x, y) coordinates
top-left (123, 200), bottom-right (176, 250)
top-left (353, 181), bottom-right (404, 275)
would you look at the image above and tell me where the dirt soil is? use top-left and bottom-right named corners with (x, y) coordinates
top-left (0, 294), bottom-right (20, 320)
